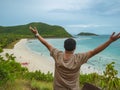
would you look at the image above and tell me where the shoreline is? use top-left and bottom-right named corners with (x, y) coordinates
top-left (1, 39), bottom-right (55, 74)
top-left (0, 39), bottom-right (103, 75)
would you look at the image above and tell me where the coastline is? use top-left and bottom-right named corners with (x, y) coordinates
top-left (1, 39), bottom-right (55, 74)
top-left (0, 39), bottom-right (102, 75)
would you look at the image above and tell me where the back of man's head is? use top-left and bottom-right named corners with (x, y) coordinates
top-left (64, 38), bottom-right (76, 51)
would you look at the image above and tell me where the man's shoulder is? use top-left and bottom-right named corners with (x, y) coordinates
top-left (50, 47), bottom-right (63, 55)
top-left (74, 52), bottom-right (89, 58)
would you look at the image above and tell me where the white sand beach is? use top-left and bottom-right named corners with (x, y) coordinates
top-left (0, 39), bottom-right (55, 74)
top-left (0, 39), bottom-right (102, 75)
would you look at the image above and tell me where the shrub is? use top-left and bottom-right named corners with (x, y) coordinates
top-left (80, 62), bottom-right (120, 90)
top-left (100, 62), bottom-right (120, 90)
top-left (0, 47), bottom-right (3, 53)
top-left (25, 70), bottom-right (53, 82)
top-left (0, 54), bottom-right (28, 85)
top-left (30, 80), bottom-right (53, 90)
top-left (79, 73), bottom-right (101, 87)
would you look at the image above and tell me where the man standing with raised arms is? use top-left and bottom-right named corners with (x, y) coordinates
top-left (29, 26), bottom-right (120, 90)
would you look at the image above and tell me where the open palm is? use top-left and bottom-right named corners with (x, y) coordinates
top-left (110, 32), bottom-right (120, 42)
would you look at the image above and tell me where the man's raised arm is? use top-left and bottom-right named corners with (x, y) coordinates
top-left (88, 32), bottom-right (120, 58)
top-left (29, 26), bottom-right (53, 51)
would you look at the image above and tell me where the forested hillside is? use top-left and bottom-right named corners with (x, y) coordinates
top-left (0, 22), bottom-right (71, 49)
top-left (0, 22), bottom-right (71, 37)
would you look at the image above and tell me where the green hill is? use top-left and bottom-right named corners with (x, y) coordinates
top-left (0, 22), bottom-right (71, 38)
top-left (0, 22), bottom-right (71, 49)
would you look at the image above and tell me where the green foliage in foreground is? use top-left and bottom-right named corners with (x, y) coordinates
top-left (0, 47), bottom-right (3, 53)
top-left (24, 70), bottom-right (53, 82)
top-left (102, 62), bottom-right (120, 90)
top-left (0, 53), bottom-right (120, 90)
top-left (0, 79), bottom-right (53, 90)
top-left (79, 62), bottom-right (120, 90)
top-left (0, 54), bottom-right (28, 85)
top-left (31, 80), bottom-right (53, 90)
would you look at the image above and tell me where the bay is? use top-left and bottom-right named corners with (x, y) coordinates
top-left (26, 35), bottom-right (120, 76)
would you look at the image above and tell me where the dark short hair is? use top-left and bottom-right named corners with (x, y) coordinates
top-left (64, 38), bottom-right (76, 51)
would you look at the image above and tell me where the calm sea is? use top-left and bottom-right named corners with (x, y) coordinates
top-left (26, 35), bottom-right (120, 76)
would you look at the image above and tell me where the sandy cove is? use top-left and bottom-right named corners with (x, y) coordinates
top-left (0, 39), bottom-right (102, 75)
top-left (1, 39), bottom-right (55, 74)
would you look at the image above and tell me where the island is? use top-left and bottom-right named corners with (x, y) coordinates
top-left (77, 32), bottom-right (98, 36)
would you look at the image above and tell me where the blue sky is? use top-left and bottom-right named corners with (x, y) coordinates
top-left (0, 0), bottom-right (120, 35)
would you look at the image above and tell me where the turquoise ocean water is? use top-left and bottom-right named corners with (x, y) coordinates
top-left (26, 35), bottom-right (120, 76)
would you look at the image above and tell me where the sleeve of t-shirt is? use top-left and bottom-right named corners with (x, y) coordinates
top-left (50, 48), bottom-right (60, 62)
top-left (77, 52), bottom-right (89, 65)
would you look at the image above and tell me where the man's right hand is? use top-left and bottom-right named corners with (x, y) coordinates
top-left (29, 26), bottom-right (38, 34)
top-left (29, 26), bottom-right (53, 51)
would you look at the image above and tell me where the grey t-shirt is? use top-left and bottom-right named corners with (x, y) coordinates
top-left (50, 48), bottom-right (89, 90)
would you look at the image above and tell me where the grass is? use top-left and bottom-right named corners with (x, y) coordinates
top-left (0, 79), bottom-right (31, 90)
top-left (30, 80), bottom-right (53, 90)
top-left (0, 79), bottom-right (53, 90)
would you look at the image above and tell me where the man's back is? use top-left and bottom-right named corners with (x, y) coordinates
top-left (50, 48), bottom-right (89, 90)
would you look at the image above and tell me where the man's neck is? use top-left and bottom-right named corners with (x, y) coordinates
top-left (65, 50), bottom-right (74, 54)
top-left (64, 50), bottom-right (74, 60)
